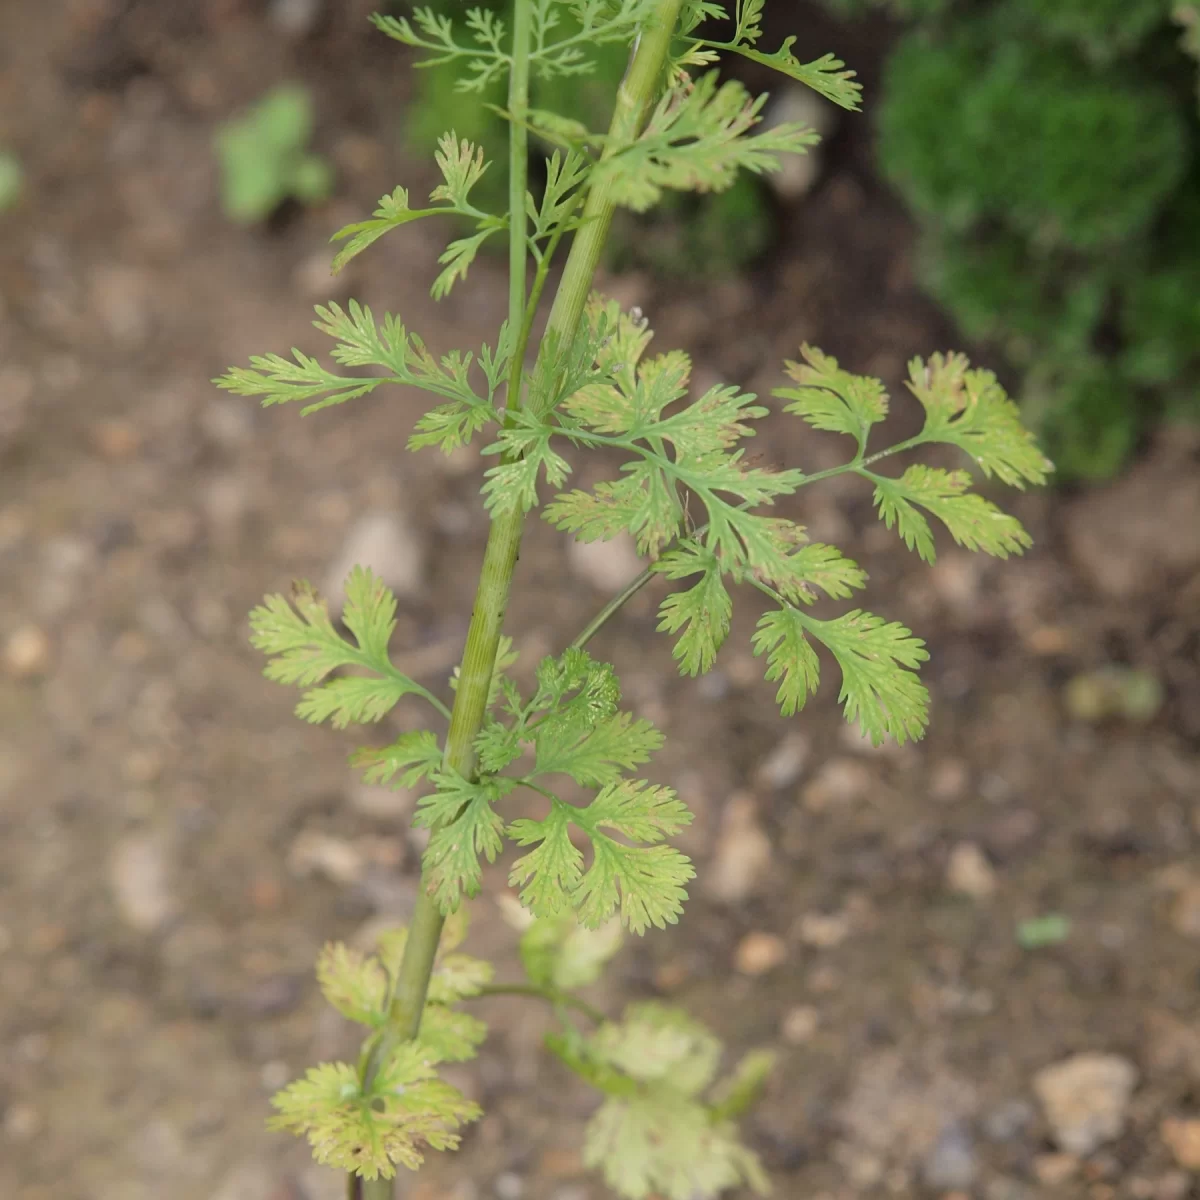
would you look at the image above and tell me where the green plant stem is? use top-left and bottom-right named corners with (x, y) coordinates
top-left (512, 193), bottom-right (584, 384)
top-left (475, 982), bottom-right (606, 1024)
top-left (504, 0), bottom-right (532, 414)
top-left (536, 0), bottom-right (685, 385)
top-left (357, 7), bottom-right (683, 1194)
top-left (566, 431), bottom-right (933, 654)
top-left (571, 561), bottom-right (659, 650)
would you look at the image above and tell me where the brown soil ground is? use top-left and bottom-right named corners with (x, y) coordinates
top-left (2, 4), bottom-right (1199, 1200)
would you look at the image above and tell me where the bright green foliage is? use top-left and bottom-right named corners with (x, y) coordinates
top-left (519, 913), bottom-right (624, 991)
top-left (1005, 0), bottom-right (1166, 61)
top-left (330, 133), bottom-right (506, 286)
top-left (1182, 5), bottom-right (1200, 99)
top-left (468, 647), bottom-right (694, 932)
top-left (415, 770), bottom-right (514, 910)
top-left (843, 0), bottom-right (1200, 477)
top-left (509, 778), bottom-right (695, 932)
top-left (399, 0), bottom-right (808, 282)
top-left (595, 72), bottom-right (820, 211)
top-left (351, 729), bottom-right (443, 789)
top-left (268, 1055), bottom-right (479, 1179)
top-left (536, 312), bottom-right (1042, 742)
top-left (879, 33), bottom-right (1187, 252)
top-left (231, 3), bottom-right (1049, 1195)
top-left (373, 0), bottom-right (658, 88)
top-left (270, 923), bottom-right (489, 1179)
top-left (777, 343), bottom-right (889, 447)
top-left (214, 84), bottom-right (333, 224)
top-left (686, 0), bottom-right (863, 110)
top-left (548, 1003), bottom-right (773, 1199)
top-left (871, 466), bottom-right (1032, 561)
top-left (372, 6), bottom-right (512, 91)
top-left (248, 567), bottom-right (450, 725)
top-left (214, 300), bottom-right (511, 437)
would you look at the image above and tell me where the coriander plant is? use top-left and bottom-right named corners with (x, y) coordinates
top-left (216, 3), bottom-right (1051, 1197)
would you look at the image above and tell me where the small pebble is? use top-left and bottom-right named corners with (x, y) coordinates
top-left (348, 782), bottom-right (416, 821)
top-left (90, 419), bottom-right (142, 460)
top-left (1169, 882), bottom-right (1200, 939)
top-left (982, 1099), bottom-right (1034, 1142)
top-left (538, 1147), bottom-right (584, 1178)
top-left (653, 958), bottom-right (689, 992)
top-left (945, 842), bottom-right (998, 899)
top-left (929, 553), bottom-right (983, 614)
top-left (801, 758), bottom-right (872, 811)
top-left (921, 1121), bottom-right (978, 1191)
top-left (762, 84), bottom-right (837, 199)
top-left (797, 911), bottom-right (849, 948)
top-left (781, 1004), bottom-right (820, 1045)
top-left (1161, 1116), bottom-right (1200, 1170)
top-left (1033, 1052), bottom-right (1138, 1155)
top-left (325, 511), bottom-right (426, 610)
top-left (1032, 1153), bottom-right (1080, 1186)
top-left (293, 247), bottom-right (357, 300)
top-left (109, 832), bottom-right (176, 933)
top-left (287, 831), bottom-right (366, 886)
top-left (269, 0), bottom-right (323, 36)
top-left (494, 1172), bottom-right (524, 1200)
top-left (1156, 1171), bottom-right (1192, 1200)
top-left (756, 732), bottom-right (810, 790)
top-left (88, 263), bottom-right (152, 347)
top-left (566, 533), bottom-right (642, 591)
top-left (930, 758), bottom-right (969, 802)
top-left (4, 1102), bottom-right (42, 1141)
top-left (706, 793), bottom-right (772, 904)
top-left (3, 625), bottom-right (50, 678)
top-left (735, 931), bottom-right (787, 976)
top-left (200, 397), bottom-right (255, 448)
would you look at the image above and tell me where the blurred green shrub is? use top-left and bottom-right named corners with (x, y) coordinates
top-left (824, 0), bottom-right (1200, 478)
top-left (215, 84), bottom-right (335, 224)
top-left (0, 151), bottom-right (22, 211)
top-left (399, 0), bottom-right (776, 277)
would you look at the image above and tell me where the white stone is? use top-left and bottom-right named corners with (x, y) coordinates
top-left (946, 842), bottom-right (998, 899)
top-left (287, 830), bottom-right (366, 886)
top-left (762, 85), bottom-right (839, 200)
top-left (566, 533), bottom-right (643, 592)
top-left (325, 510), bottom-right (425, 611)
top-left (109, 833), bottom-right (176, 933)
top-left (706, 793), bottom-right (772, 904)
top-left (756, 732), bottom-right (810, 790)
top-left (1033, 1052), bottom-right (1138, 1155)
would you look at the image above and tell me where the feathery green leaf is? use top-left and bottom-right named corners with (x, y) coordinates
top-left (871, 464), bottom-right (1034, 561)
top-left (250, 569), bottom-right (441, 726)
top-left (775, 343), bottom-right (889, 447)
top-left (907, 353), bottom-right (1054, 486)
top-left (596, 72), bottom-right (819, 212)
top-left (654, 544), bottom-right (733, 676)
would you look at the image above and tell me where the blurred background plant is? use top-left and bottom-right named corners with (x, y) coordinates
top-left (821, 0), bottom-right (1200, 479)
top-left (214, 83), bottom-right (335, 224)
top-left (396, 0), bottom-right (777, 277)
top-left (0, 150), bottom-right (22, 212)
